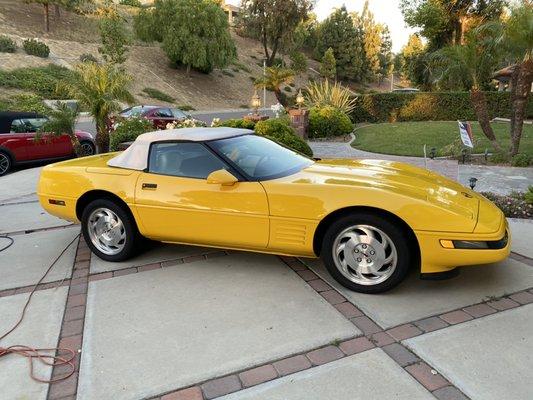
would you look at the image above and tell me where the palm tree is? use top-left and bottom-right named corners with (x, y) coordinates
top-left (39, 102), bottom-right (83, 156)
top-left (59, 63), bottom-right (134, 153)
top-left (254, 66), bottom-right (295, 107)
top-left (432, 30), bottom-right (503, 152)
top-left (490, 3), bottom-right (533, 156)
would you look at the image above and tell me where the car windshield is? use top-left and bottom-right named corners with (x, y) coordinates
top-left (209, 134), bottom-right (313, 181)
top-left (120, 106), bottom-right (155, 117)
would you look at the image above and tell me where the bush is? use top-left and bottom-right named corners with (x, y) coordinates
top-left (0, 35), bottom-right (17, 53)
top-left (511, 153), bottom-right (532, 167)
top-left (290, 51), bottom-right (307, 73)
top-left (22, 39), bottom-right (50, 58)
top-left (481, 191), bottom-right (532, 219)
top-left (308, 106), bottom-right (354, 138)
top-left (79, 53), bottom-right (98, 63)
top-left (352, 91), bottom-right (533, 123)
top-left (177, 104), bottom-right (196, 111)
top-left (305, 80), bottom-right (357, 115)
top-left (110, 118), bottom-right (154, 151)
top-left (0, 93), bottom-right (50, 114)
top-left (255, 118), bottom-right (313, 157)
top-left (0, 64), bottom-right (72, 99)
top-left (525, 186), bottom-right (533, 205)
top-left (142, 87), bottom-right (174, 103)
top-left (120, 0), bottom-right (142, 6)
top-left (216, 118), bottom-right (256, 129)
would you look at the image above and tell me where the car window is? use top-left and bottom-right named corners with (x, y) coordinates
top-left (148, 142), bottom-right (227, 179)
top-left (171, 108), bottom-right (187, 119)
top-left (153, 108), bottom-right (173, 118)
top-left (10, 117), bottom-right (48, 133)
top-left (120, 106), bottom-right (154, 117)
top-left (209, 135), bottom-right (313, 181)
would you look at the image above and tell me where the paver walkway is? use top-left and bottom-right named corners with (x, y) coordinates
top-left (1, 166), bottom-right (532, 400)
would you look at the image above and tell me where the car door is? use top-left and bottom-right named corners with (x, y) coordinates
top-left (11, 116), bottom-right (70, 159)
top-left (134, 141), bottom-right (270, 249)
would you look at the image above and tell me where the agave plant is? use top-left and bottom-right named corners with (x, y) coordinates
top-left (304, 80), bottom-right (357, 115)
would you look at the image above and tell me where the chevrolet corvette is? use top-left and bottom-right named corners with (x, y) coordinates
top-left (38, 128), bottom-right (510, 293)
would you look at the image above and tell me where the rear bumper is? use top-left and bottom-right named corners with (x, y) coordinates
top-left (415, 217), bottom-right (511, 274)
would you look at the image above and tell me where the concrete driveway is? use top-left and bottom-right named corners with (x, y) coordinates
top-left (0, 166), bottom-right (532, 400)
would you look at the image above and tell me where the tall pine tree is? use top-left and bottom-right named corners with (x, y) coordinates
top-left (315, 6), bottom-right (364, 81)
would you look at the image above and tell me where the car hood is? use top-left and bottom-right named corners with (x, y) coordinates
top-left (75, 130), bottom-right (93, 140)
top-left (306, 158), bottom-right (481, 221)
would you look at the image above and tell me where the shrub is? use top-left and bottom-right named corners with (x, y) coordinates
top-left (22, 39), bottom-right (50, 58)
top-left (142, 87), bottom-right (174, 103)
top-left (177, 104), bottom-right (196, 111)
top-left (481, 191), bottom-right (532, 219)
top-left (511, 153), bottom-right (532, 167)
top-left (0, 64), bottom-right (72, 99)
top-left (215, 118), bottom-right (256, 130)
top-left (120, 0), bottom-right (142, 6)
top-left (255, 118), bottom-right (313, 157)
top-left (305, 80), bottom-right (357, 115)
top-left (308, 106), bottom-right (354, 138)
top-left (11, 94), bottom-right (50, 114)
top-left (0, 35), bottom-right (17, 53)
top-left (79, 53), bottom-right (99, 63)
top-left (490, 152), bottom-right (510, 164)
top-left (352, 91), bottom-right (533, 123)
top-left (525, 186), bottom-right (533, 205)
top-left (99, 16), bottom-right (131, 65)
top-left (110, 118), bottom-right (153, 151)
top-left (290, 51), bottom-right (307, 73)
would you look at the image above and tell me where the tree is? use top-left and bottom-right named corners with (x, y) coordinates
top-left (134, 0), bottom-right (236, 74)
top-left (359, 1), bottom-right (383, 80)
top-left (488, 3), bottom-right (533, 156)
top-left (400, 0), bottom-right (507, 50)
top-left (98, 14), bottom-right (131, 65)
top-left (25, 0), bottom-right (90, 32)
top-left (59, 63), bottom-right (134, 153)
top-left (320, 48), bottom-right (336, 80)
top-left (239, 0), bottom-right (312, 66)
top-left (401, 34), bottom-right (425, 81)
top-left (315, 6), bottom-right (365, 81)
top-left (254, 66), bottom-right (295, 107)
top-left (290, 51), bottom-right (307, 74)
top-left (378, 25), bottom-right (394, 83)
top-left (432, 30), bottom-right (502, 151)
top-left (39, 102), bottom-right (83, 156)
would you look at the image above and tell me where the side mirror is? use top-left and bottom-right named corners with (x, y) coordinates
top-left (207, 169), bottom-right (238, 186)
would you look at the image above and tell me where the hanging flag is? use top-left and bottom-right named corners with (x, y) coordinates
top-left (458, 121), bottom-right (474, 148)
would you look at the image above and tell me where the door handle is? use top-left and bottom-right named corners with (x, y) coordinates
top-left (142, 183), bottom-right (158, 190)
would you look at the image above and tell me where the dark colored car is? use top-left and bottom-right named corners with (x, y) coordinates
top-left (117, 105), bottom-right (190, 130)
top-left (0, 111), bottom-right (95, 176)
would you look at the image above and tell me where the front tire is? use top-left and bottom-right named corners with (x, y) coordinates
top-left (321, 213), bottom-right (411, 294)
top-left (0, 151), bottom-right (12, 176)
top-left (81, 199), bottom-right (141, 261)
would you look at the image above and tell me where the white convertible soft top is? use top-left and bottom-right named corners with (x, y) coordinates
top-left (107, 127), bottom-right (253, 171)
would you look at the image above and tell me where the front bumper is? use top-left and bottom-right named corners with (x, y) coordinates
top-left (415, 217), bottom-right (511, 274)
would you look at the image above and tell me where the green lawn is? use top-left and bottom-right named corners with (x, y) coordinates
top-left (351, 121), bottom-right (533, 157)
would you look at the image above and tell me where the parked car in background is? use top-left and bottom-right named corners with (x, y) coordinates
top-left (116, 105), bottom-right (191, 130)
top-left (0, 111), bottom-right (95, 176)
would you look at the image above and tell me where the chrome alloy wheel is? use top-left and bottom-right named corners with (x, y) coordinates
top-left (80, 142), bottom-right (95, 156)
top-left (332, 224), bottom-right (397, 286)
top-left (87, 208), bottom-right (126, 255)
top-left (0, 153), bottom-right (10, 175)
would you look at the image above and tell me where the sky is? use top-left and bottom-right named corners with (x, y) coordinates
top-left (226, 0), bottom-right (417, 53)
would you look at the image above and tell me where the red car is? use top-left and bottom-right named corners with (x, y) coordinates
top-left (0, 111), bottom-right (95, 176)
top-left (117, 105), bottom-right (190, 130)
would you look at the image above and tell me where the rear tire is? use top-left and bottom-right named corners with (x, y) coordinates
top-left (79, 140), bottom-right (96, 157)
top-left (81, 199), bottom-right (142, 262)
top-left (0, 151), bottom-right (12, 176)
top-left (321, 212), bottom-right (411, 294)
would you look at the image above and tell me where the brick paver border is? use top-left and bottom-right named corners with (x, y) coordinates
top-left (146, 255), bottom-right (533, 400)
top-left (4, 241), bottom-right (529, 400)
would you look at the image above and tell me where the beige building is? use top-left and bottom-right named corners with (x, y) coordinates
top-left (221, 0), bottom-right (240, 26)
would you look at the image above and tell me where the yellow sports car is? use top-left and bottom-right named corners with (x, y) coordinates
top-left (38, 128), bottom-right (510, 293)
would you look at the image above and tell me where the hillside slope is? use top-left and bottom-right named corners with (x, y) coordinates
top-left (0, 0), bottom-right (319, 111)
